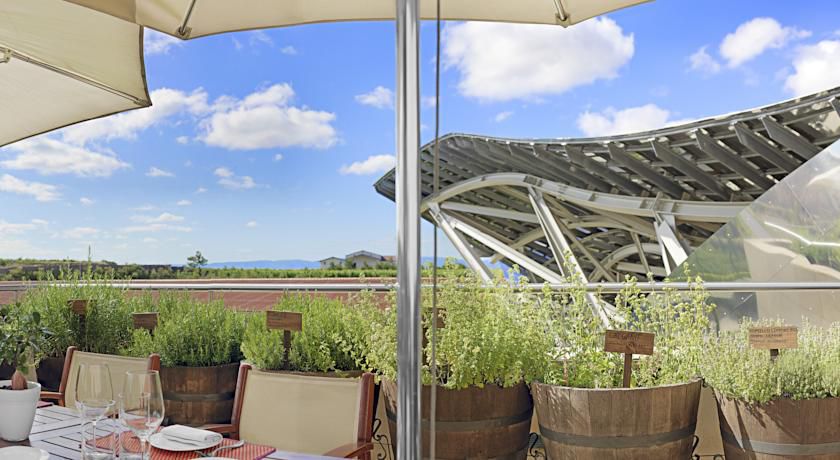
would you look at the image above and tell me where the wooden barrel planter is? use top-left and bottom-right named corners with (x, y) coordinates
top-left (160, 363), bottom-right (240, 426)
top-left (532, 379), bottom-right (701, 460)
top-left (382, 380), bottom-right (533, 459)
top-left (36, 356), bottom-right (65, 391)
top-left (716, 391), bottom-right (840, 459)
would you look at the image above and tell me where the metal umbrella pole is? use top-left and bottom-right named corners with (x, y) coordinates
top-left (395, 0), bottom-right (422, 459)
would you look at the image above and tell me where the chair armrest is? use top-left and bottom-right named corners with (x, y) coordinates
top-left (323, 441), bottom-right (373, 458)
top-left (40, 391), bottom-right (63, 404)
top-left (202, 424), bottom-right (237, 436)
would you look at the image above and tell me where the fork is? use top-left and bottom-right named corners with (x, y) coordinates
top-left (198, 439), bottom-right (246, 457)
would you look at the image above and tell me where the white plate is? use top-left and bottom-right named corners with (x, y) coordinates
top-left (0, 446), bottom-right (49, 460)
top-left (149, 432), bottom-right (222, 452)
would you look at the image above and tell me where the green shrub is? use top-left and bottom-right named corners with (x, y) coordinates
top-left (701, 319), bottom-right (840, 404)
top-left (539, 274), bottom-right (715, 389)
top-left (364, 267), bottom-right (555, 390)
top-left (241, 294), bottom-right (376, 373)
top-left (18, 271), bottom-right (133, 357)
top-left (122, 292), bottom-right (245, 367)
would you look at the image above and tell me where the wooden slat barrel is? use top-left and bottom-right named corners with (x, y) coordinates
top-left (382, 380), bottom-right (533, 460)
top-left (716, 391), bottom-right (840, 459)
top-left (160, 363), bottom-right (239, 426)
top-left (532, 380), bottom-right (702, 460)
top-left (36, 356), bottom-right (65, 391)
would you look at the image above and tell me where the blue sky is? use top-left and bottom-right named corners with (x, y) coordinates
top-left (2, 0), bottom-right (840, 264)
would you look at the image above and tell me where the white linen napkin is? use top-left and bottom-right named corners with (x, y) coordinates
top-left (160, 425), bottom-right (223, 444)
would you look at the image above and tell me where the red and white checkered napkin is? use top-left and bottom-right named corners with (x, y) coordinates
top-left (113, 432), bottom-right (276, 460)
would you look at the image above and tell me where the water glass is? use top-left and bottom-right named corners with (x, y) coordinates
top-left (119, 370), bottom-right (165, 460)
top-left (76, 363), bottom-right (115, 459)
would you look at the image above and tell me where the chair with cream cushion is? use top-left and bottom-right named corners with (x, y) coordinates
top-left (41, 346), bottom-right (160, 408)
top-left (209, 363), bottom-right (374, 459)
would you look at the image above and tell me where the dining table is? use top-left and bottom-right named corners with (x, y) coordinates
top-left (0, 404), bottom-right (342, 460)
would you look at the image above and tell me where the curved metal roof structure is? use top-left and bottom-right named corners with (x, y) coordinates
top-left (375, 86), bottom-right (840, 283)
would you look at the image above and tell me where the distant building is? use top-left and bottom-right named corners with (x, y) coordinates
top-left (319, 251), bottom-right (395, 269)
top-left (319, 257), bottom-right (344, 269)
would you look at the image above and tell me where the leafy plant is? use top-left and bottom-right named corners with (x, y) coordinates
top-left (241, 294), bottom-right (375, 373)
top-left (539, 272), bottom-right (715, 389)
top-left (0, 305), bottom-right (50, 390)
top-left (17, 271), bottom-right (134, 357)
top-left (701, 319), bottom-right (840, 404)
top-left (122, 292), bottom-right (245, 367)
top-left (364, 265), bottom-right (555, 390)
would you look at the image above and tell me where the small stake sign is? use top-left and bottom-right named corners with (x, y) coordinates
top-left (749, 326), bottom-right (798, 360)
top-left (266, 311), bottom-right (302, 369)
top-left (132, 312), bottom-right (159, 332)
top-left (68, 299), bottom-right (89, 316)
top-left (604, 330), bottom-right (655, 388)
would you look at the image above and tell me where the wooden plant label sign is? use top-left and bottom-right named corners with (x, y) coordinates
top-left (132, 312), bottom-right (159, 331)
top-left (266, 311), bottom-right (303, 331)
top-left (748, 326), bottom-right (798, 350)
top-left (604, 330), bottom-right (655, 356)
top-left (68, 299), bottom-right (89, 316)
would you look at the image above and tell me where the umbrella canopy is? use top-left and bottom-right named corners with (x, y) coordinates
top-left (0, 0), bottom-right (150, 147)
top-left (64, 0), bottom-right (649, 38)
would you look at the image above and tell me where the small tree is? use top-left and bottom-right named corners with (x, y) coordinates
top-left (0, 306), bottom-right (50, 390)
top-left (187, 251), bottom-right (208, 269)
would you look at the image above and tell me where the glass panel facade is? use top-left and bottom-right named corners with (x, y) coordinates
top-left (674, 139), bottom-right (840, 329)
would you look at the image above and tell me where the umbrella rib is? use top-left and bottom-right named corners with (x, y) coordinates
top-left (177, 0), bottom-right (199, 38)
top-left (4, 49), bottom-right (149, 107)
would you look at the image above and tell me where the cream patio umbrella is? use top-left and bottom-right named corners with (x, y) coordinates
top-left (62, 1), bottom-right (651, 458)
top-left (0, 0), bottom-right (150, 147)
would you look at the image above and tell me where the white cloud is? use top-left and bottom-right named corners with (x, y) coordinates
top-left (249, 30), bottom-right (274, 47)
top-left (60, 227), bottom-right (100, 240)
top-left (146, 167), bottom-right (175, 178)
top-left (355, 86), bottom-right (394, 109)
top-left (0, 219), bottom-right (47, 236)
top-left (133, 204), bottom-right (156, 211)
top-left (273, 153), bottom-right (284, 161)
top-left (688, 46), bottom-right (721, 75)
top-left (280, 45), bottom-right (298, 55)
top-left (176, 136), bottom-right (190, 145)
top-left (131, 213), bottom-right (185, 224)
top-left (201, 83), bottom-right (338, 150)
top-left (494, 111), bottom-right (513, 122)
top-left (784, 40), bottom-right (840, 96)
top-left (246, 221), bottom-right (258, 228)
top-left (123, 224), bottom-right (191, 234)
top-left (80, 197), bottom-right (94, 206)
top-left (144, 30), bottom-right (182, 55)
top-left (339, 154), bottom-right (396, 175)
top-left (214, 167), bottom-right (258, 190)
top-left (61, 88), bottom-right (209, 145)
top-left (142, 237), bottom-right (158, 244)
top-left (0, 174), bottom-right (60, 201)
top-left (195, 187), bottom-right (208, 194)
top-left (720, 17), bottom-right (810, 67)
top-left (442, 18), bottom-right (633, 101)
top-left (2, 138), bottom-right (129, 177)
top-left (422, 96), bottom-right (437, 108)
top-left (577, 104), bottom-right (688, 137)
top-left (177, 200), bottom-right (192, 206)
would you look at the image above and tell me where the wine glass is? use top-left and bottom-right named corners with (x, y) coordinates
top-left (119, 370), bottom-right (165, 460)
top-left (75, 363), bottom-right (115, 459)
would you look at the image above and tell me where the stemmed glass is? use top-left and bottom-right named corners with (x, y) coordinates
top-left (75, 363), bottom-right (115, 459)
top-left (119, 370), bottom-right (165, 460)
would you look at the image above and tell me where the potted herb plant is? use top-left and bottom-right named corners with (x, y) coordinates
top-left (19, 272), bottom-right (134, 390)
top-left (531, 276), bottom-right (715, 459)
top-left (0, 305), bottom-right (50, 441)
top-left (122, 292), bottom-right (245, 426)
top-left (701, 320), bottom-right (840, 459)
top-left (368, 270), bottom-right (554, 459)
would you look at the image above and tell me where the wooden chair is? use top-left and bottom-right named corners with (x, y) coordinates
top-left (208, 363), bottom-right (374, 459)
top-left (41, 346), bottom-right (160, 408)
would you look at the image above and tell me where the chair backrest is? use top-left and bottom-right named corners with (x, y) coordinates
top-left (61, 347), bottom-right (159, 409)
top-left (236, 365), bottom-right (372, 454)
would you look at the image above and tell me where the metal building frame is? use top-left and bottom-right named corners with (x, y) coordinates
top-left (376, 87), bottom-right (840, 284)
